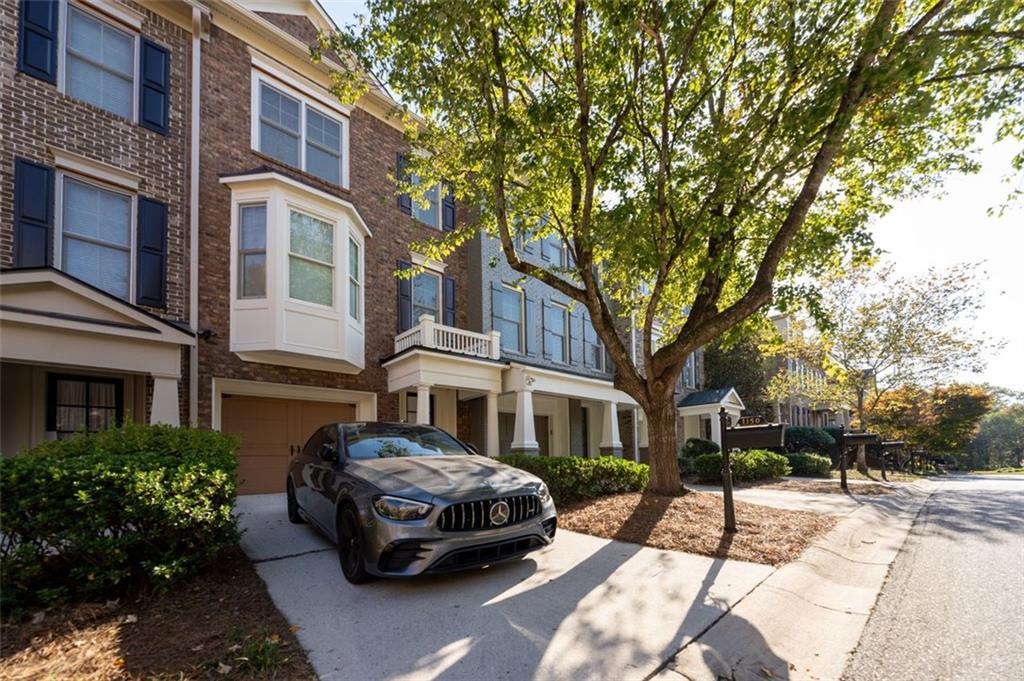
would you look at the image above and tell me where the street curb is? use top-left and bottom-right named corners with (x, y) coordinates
top-left (651, 479), bottom-right (940, 681)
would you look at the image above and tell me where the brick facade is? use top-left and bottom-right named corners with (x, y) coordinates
top-left (194, 19), bottom-right (469, 427)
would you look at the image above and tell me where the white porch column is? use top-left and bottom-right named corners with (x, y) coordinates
top-left (486, 391), bottom-right (500, 457)
top-left (150, 376), bottom-right (180, 426)
top-left (599, 400), bottom-right (623, 457)
top-left (415, 384), bottom-right (431, 424)
top-left (510, 388), bottom-right (539, 455)
top-left (709, 410), bottom-right (723, 447)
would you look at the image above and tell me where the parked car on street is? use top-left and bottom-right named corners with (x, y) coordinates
top-left (286, 422), bottom-right (557, 583)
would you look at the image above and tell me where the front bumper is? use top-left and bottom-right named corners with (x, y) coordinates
top-left (360, 500), bottom-right (557, 577)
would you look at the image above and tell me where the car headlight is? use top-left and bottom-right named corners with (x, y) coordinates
top-left (537, 483), bottom-right (551, 504)
top-left (372, 495), bottom-right (433, 521)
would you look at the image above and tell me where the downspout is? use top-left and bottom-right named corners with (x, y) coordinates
top-left (188, 6), bottom-right (202, 425)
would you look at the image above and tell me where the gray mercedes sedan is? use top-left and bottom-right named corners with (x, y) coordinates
top-left (286, 422), bottom-right (557, 583)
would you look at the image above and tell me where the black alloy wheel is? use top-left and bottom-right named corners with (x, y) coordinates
top-left (337, 506), bottom-right (371, 584)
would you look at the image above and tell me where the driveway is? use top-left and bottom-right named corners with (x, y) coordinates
top-left (235, 493), bottom-right (773, 681)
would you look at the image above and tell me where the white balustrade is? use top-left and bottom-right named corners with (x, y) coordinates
top-left (395, 315), bottom-right (502, 360)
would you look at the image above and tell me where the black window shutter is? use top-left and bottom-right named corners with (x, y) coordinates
top-left (397, 260), bottom-right (413, 332)
top-left (442, 276), bottom-right (456, 326)
top-left (140, 39), bottom-right (170, 135)
top-left (18, 0), bottom-right (58, 83)
top-left (524, 294), bottom-right (537, 357)
top-left (441, 183), bottom-right (455, 232)
top-left (13, 158), bottom-right (54, 267)
top-left (396, 154), bottom-right (412, 214)
top-left (136, 197), bottom-right (167, 307)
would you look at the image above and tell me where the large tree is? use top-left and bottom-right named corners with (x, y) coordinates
top-left (873, 384), bottom-right (994, 455)
top-left (323, 0), bottom-right (1023, 494)
top-left (969, 405), bottom-right (1024, 469)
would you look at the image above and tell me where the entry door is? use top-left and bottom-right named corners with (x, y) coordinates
top-left (534, 415), bottom-right (550, 456)
top-left (221, 395), bottom-right (356, 494)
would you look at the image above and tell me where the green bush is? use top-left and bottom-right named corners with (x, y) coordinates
top-left (681, 437), bottom-right (721, 457)
top-left (0, 423), bottom-right (240, 612)
top-left (497, 455), bottom-right (648, 503)
top-left (785, 452), bottom-right (832, 477)
top-left (695, 449), bottom-right (792, 483)
top-left (784, 427), bottom-right (836, 454)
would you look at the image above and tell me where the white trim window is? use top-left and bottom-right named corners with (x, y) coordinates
top-left (348, 237), bottom-right (361, 320)
top-left (543, 301), bottom-right (569, 363)
top-left (254, 76), bottom-right (349, 187)
top-left (411, 175), bottom-right (441, 229)
top-left (288, 210), bottom-right (334, 307)
top-left (60, 176), bottom-right (134, 300)
top-left (412, 270), bottom-right (441, 321)
top-left (583, 314), bottom-right (604, 371)
top-left (492, 284), bottom-right (525, 353)
top-left (238, 203), bottom-right (267, 298)
top-left (683, 352), bottom-right (697, 389)
top-left (63, 3), bottom-right (138, 120)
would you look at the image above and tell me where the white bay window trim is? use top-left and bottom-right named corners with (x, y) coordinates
top-left (250, 68), bottom-right (350, 189)
top-left (220, 171), bottom-right (369, 374)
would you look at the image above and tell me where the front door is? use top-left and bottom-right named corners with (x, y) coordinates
top-left (534, 415), bottom-right (550, 456)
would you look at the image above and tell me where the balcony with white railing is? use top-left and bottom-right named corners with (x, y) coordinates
top-left (395, 315), bottom-right (501, 360)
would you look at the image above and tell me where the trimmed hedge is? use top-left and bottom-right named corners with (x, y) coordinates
top-left (681, 437), bottom-right (720, 457)
top-left (0, 423), bottom-right (240, 611)
top-left (497, 455), bottom-right (648, 504)
top-left (695, 449), bottom-right (792, 483)
top-left (784, 427), bottom-right (836, 454)
top-left (785, 452), bottom-right (833, 477)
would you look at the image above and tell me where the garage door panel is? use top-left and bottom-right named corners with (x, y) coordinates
top-left (223, 395), bottom-right (357, 495)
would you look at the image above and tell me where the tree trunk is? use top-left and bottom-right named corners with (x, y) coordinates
top-left (645, 399), bottom-right (684, 495)
top-left (855, 386), bottom-right (869, 474)
top-left (856, 443), bottom-right (868, 474)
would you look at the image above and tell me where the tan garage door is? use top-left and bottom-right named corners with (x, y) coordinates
top-left (221, 395), bottom-right (356, 495)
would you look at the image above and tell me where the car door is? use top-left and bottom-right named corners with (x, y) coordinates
top-left (295, 427), bottom-right (326, 520)
top-left (305, 425), bottom-right (341, 535)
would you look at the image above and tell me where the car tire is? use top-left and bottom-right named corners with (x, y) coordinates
top-left (337, 505), bottom-right (372, 584)
top-left (286, 479), bottom-right (305, 525)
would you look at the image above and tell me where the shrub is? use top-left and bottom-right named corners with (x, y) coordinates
top-left (695, 449), bottom-right (792, 483)
top-left (681, 437), bottom-right (721, 457)
top-left (784, 427), bottom-right (836, 454)
top-left (497, 455), bottom-right (648, 503)
top-left (0, 423), bottom-right (240, 612)
top-left (785, 452), bottom-right (833, 477)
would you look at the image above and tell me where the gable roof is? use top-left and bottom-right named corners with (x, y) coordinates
top-left (677, 387), bottom-right (746, 410)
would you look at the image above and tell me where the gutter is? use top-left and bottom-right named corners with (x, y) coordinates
top-left (188, 6), bottom-right (205, 424)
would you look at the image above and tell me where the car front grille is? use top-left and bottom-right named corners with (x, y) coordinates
top-left (428, 535), bottom-right (546, 572)
top-left (437, 494), bottom-right (541, 532)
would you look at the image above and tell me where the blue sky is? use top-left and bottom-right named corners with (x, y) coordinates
top-left (320, 2), bottom-right (1024, 392)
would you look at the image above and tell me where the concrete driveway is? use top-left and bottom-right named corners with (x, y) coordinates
top-left (235, 494), bottom-right (773, 681)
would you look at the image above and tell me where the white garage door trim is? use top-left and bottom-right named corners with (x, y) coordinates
top-left (211, 377), bottom-right (377, 431)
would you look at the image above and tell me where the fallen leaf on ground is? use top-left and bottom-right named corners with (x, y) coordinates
top-left (217, 662), bottom-right (232, 675)
top-left (123, 614), bottom-right (138, 624)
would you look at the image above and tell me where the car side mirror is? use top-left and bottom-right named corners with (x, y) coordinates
top-left (320, 442), bottom-right (339, 462)
top-left (464, 442), bottom-right (480, 455)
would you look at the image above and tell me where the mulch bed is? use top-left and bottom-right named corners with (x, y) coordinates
top-left (0, 551), bottom-right (316, 681)
top-left (742, 479), bottom-right (893, 495)
top-left (559, 491), bottom-right (837, 566)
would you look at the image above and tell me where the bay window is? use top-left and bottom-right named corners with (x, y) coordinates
top-left (348, 238), bottom-right (361, 320)
top-left (62, 177), bottom-right (132, 300)
top-left (288, 210), bottom-right (334, 306)
top-left (238, 204), bottom-right (267, 298)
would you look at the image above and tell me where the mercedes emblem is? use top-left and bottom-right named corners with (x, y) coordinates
top-left (489, 500), bottom-right (511, 526)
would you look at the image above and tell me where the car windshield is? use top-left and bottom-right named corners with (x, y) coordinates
top-left (343, 424), bottom-right (470, 459)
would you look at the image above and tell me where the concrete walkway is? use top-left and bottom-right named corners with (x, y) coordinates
top-left (235, 494), bottom-right (773, 681)
top-left (687, 482), bottom-right (896, 516)
top-left (654, 481), bottom-right (936, 681)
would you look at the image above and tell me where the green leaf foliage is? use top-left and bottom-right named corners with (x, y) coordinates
top-left (0, 423), bottom-right (240, 612)
top-left (784, 427), bottom-right (837, 454)
top-left (695, 449), bottom-right (792, 483)
top-left (497, 455), bottom-right (648, 503)
top-left (785, 452), bottom-right (834, 477)
top-left (682, 437), bottom-right (721, 457)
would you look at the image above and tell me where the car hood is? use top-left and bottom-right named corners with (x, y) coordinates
top-left (345, 456), bottom-right (542, 502)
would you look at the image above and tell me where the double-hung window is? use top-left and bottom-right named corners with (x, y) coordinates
top-left (288, 210), bottom-right (334, 307)
top-left (544, 302), bottom-right (569, 363)
top-left (348, 238), bottom-right (361, 320)
top-left (412, 271), bottom-right (440, 321)
top-left (583, 315), bottom-right (604, 371)
top-left (411, 176), bottom-right (440, 229)
top-left (493, 284), bottom-right (525, 353)
top-left (683, 352), bottom-right (696, 389)
top-left (256, 80), bottom-right (346, 186)
top-left (48, 373), bottom-right (123, 438)
top-left (238, 203), bottom-right (267, 298)
top-left (61, 177), bottom-right (133, 300)
top-left (65, 5), bottom-right (135, 120)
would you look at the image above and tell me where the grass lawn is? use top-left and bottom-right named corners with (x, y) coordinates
top-left (0, 551), bottom-right (315, 681)
top-left (970, 467), bottom-right (1024, 475)
top-left (559, 491), bottom-right (837, 566)
top-left (830, 469), bottom-right (924, 483)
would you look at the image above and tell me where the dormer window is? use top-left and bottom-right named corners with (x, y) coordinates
top-left (252, 71), bottom-right (349, 188)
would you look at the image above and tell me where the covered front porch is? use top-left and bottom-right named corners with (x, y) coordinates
top-left (677, 387), bottom-right (746, 448)
top-left (382, 315), bottom-right (635, 458)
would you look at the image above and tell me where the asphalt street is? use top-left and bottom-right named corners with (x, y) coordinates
top-left (844, 475), bottom-right (1024, 680)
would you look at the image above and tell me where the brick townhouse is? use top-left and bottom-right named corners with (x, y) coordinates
top-left (1, 0), bottom-right (740, 493)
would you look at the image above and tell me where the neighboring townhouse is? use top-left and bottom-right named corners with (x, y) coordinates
top-left (1, 0), bottom-right (196, 454)
top-left (770, 314), bottom-right (851, 428)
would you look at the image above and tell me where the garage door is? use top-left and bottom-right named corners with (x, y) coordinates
top-left (221, 395), bottom-right (356, 495)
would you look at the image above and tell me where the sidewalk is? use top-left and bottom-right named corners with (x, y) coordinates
top-left (652, 480), bottom-right (938, 681)
top-left (686, 482), bottom-right (890, 516)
